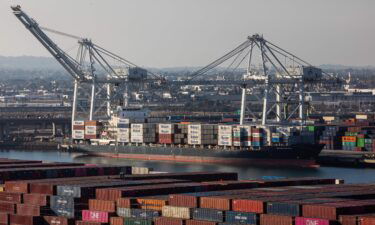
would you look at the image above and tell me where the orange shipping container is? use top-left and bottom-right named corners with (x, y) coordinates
top-left (200, 196), bottom-right (231, 211)
top-left (260, 214), bottom-right (293, 225)
top-left (89, 199), bottom-right (116, 212)
top-left (116, 198), bottom-right (135, 208)
top-left (4, 181), bottom-right (28, 193)
top-left (110, 217), bottom-right (124, 225)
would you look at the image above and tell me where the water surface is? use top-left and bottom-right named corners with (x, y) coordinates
top-left (1, 150), bottom-right (374, 184)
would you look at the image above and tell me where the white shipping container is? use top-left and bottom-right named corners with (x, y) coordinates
top-left (118, 128), bottom-right (130, 134)
top-left (117, 137), bottom-right (130, 143)
top-left (159, 124), bottom-right (174, 134)
top-left (218, 125), bottom-right (232, 135)
top-left (188, 139), bottom-right (201, 145)
top-left (117, 207), bottom-right (131, 218)
top-left (131, 167), bottom-right (151, 175)
top-left (73, 130), bottom-right (84, 135)
top-left (73, 121), bottom-right (85, 126)
top-left (162, 206), bottom-right (191, 219)
top-left (131, 136), bottom-right (143, 143)
top-left (72, 133), bottom-right (84, 140)
top-left (118, 118), bottom-right (130, 124)
top-left (131, 124), bottom-right (144, 129)
top-left (218, 140), bottom-right (231, 146)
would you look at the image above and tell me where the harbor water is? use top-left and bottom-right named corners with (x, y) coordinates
top-left (1, 149), bottom-right (375, 183)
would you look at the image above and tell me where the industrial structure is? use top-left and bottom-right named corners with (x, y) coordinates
top-left (11, 6), bottom-right (336, 128)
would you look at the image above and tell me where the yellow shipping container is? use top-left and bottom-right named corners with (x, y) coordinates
top-left (162, 205), bottom-right (190, 219)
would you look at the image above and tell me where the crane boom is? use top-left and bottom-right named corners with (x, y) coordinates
top-left (11, 5), bottom-right (85, 81)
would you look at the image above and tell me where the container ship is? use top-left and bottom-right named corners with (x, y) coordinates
top-left (69, 110), bottom-right (324, 167)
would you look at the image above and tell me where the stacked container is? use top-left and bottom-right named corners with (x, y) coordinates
top-left (232, 126), bottom-right (252, 147)
top-left (342, 136), bottom-right (356, 151)
top-left (159, 124), bottom-right (175, 144)
top-left (131, 124), bottom-right (157, 143)
top-left (252, 128), bottom-right (263, 147)
top-left (218, 125), bottom-right (232, 146)
top-left (72, 121), bottom-right (85, 140)
top-left (188, 124), bottom-right (217, 145)
top-left (175, 124), bottom-right (188, 145)
top-left (117, 119), bottom-right (130, 143)
top-left (84, 121), bottom-right (101, 140)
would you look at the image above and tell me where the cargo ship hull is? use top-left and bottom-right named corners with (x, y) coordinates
top-left (72, 144), bottom-right (324, 167)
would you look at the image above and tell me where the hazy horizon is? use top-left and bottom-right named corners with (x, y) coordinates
top-left (1, 0), bottom-right (374, 68)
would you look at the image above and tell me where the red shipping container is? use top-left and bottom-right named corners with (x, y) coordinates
top-left (0, 201), bottom-right (16, 213)
top-left (0, 213), bottom-right (8, 224)
top-left (360, 215), bottom-right (375, 225)
top-left (16, 204), bottom-right (40, 216)
top-left (186, 220), bottom-right (216, 225)
top-left (110, 217), bottom-right (124, 225)
top-left (303, 201), bottom-right (375, 220)
top-left (232, 199), bottom-right (264, 213)
top-left (76, 221), bottom-right (103, 225)
top-left (43, 216), bottom-right (75, 225)
top-left (9, 214), bottom-right (42, 225)
top-left (295, 217), bottom-right (330, 225)
top-left (260, 214), bottom-right (293, 225)
top-left (169, 194), bottom-right (198, 208)
top-left (23, 193), bottom-right (49, 206)
top-left (0, 192), bottom-right (22, 203)
top-left (82, 210), bottom-right (110, 223)
top-left (155, 217), bottom-right (185, 225)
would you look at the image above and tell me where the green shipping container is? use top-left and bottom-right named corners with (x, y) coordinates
top-left (124, 218), bottom-right (153, 225)
top-left (308, 126), bottom-right (315, 132)
top-left (357, 138), bottom-right (365, 147)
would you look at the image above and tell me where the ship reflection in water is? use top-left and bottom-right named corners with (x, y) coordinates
top-left (0, 149), bottom-right (375, 183)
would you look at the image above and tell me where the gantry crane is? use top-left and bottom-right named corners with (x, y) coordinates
top-left (178, 34), bottom-right (337, 126)
top-left (11, 5), bottom-right (164, 124)
top-left (11, 5), bottom-right (337, 128)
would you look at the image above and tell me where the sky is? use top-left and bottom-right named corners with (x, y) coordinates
top-left (0, 0), bottom-right (374, 68)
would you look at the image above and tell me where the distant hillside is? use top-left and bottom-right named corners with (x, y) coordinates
top-left (0, 56), bottom-right (373, 72)
top-left (0, 56), bottom-right (62, 70)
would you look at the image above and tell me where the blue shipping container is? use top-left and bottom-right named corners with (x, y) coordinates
top-left (266, 201), bottom-right (301, 216)
top-left (192, 208), bottom-right (224, 222)
top-left (225, 211), bottom-right (257, 224)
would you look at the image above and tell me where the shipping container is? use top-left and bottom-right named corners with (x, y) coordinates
top-left (192, 208), bottom-right (224, 222)
top-left (162, 205), bottom-right (191, 219)
top-left (185, 220), bottom-right (216, 225)
top-left (259, 214), bottom-right (293, 225)
top-left (43, 216), bottom-right (75, 225)
top-left (89, 199), bottom-right (116, 212)
top-left (155, 217), bottom-right (185, 225)
top-left (111, 217), bottom-right (124, 225)
top-left (295, 217), bottom-right (331, 225)
top-left (124, 218), bottom-right (153, 225)
top-left (82, 210), bottom-right (111, 223)
top-left (225, 211), bottom-right (257, 224)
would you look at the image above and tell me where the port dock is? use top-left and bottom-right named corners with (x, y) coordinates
top-left (0, 158), bottom-right (374, 224)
